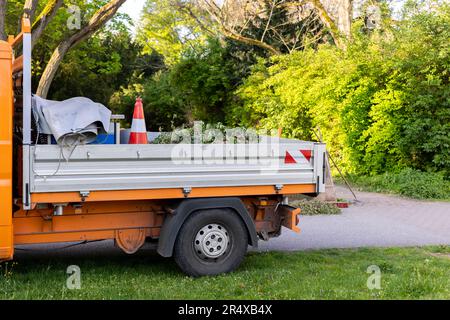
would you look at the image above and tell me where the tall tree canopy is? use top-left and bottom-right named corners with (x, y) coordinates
top-left (1, 0), bottom-right (128, 98)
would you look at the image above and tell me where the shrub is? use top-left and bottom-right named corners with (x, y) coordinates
top-left (232, 4), bottom-right (450, 176)
top-left (345, 169), bottom-right (450, 200)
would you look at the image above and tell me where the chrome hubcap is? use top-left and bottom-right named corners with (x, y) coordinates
top-left (194, 224), bottom-right (229, 259)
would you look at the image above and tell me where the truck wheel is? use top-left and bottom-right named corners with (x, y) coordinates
top-left (173, 209), bottom-right (248, 277)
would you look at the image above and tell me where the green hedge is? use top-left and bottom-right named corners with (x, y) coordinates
top-left (231, 5), bottom-right (450, 176)
top-left (342, 169), bottom-right (450, 200)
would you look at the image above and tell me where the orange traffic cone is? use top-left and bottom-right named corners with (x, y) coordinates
top-left (128, 97), bottom-right (148, 144)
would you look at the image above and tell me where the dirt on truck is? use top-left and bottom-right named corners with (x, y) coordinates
top-left (0, 18), bottom-right (326, 276)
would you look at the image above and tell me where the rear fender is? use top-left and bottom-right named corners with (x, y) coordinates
top-left (157, 197), bottom-right (258, 257)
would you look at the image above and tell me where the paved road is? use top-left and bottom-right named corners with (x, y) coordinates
top-left (258, 186), bottom-right (450, 251)
top-left (14, 186), bottom-right (450, 260)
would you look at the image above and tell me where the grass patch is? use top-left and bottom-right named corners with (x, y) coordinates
top-left (1, 246), bottom-right (450, 299)
top-left (337, 168), bottom-right (450, 200)
top-left (290, 199), bottom-right (341, 215)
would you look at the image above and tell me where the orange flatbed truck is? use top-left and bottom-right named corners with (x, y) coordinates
top-left (0, 19), bottom-right (326, 276)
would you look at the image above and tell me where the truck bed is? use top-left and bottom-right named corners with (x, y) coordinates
top-left (29, 140), bottom-right (326, 194)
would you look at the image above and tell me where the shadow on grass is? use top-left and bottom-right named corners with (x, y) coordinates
top-left (11, 242), bottom-right (181, 277)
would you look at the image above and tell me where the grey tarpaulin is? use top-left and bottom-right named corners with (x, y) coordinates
top-left (32, 95), bottom-right (111, 145)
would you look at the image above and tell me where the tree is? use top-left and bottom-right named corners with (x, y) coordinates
top-left (169, 38), bottom-right (245, 123)
top-left (0, 0), bottom-right (6, 40)
top-left (139, 0), bottom-right (350, 60)
top-left (0, 0), bottom-right (56, 42)
top-left (0, 1), bottom-right (26, 37)
top-left (36, 0), bottom-right (127, 98)
top-left (186, 0), bottom-right (351, 52)
top-left (50, 27), bottom-right (164, 106)
top-left (26, 0), bottom-right (64, 48)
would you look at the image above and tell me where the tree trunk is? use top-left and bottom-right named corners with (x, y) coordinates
top-left (36, 41), bottom-right (71, 98)
top-left (36, 0), bottom-right (127, 98)
top-left (24, 0), bottom-right (40, 23)
top-left (0, 0), bottom-right (7, 41)
top-left (317, 0), bottom-right (352, 46)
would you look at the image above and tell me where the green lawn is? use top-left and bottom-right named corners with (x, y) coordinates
top-left (1, 246), bottom-right (450, 299)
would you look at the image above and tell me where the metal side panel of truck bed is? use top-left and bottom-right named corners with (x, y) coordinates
top-left (28, 141), bottom-right (326, 195)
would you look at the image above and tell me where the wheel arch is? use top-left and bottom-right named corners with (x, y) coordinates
top-left (157, 197), bottom-right (258, 257)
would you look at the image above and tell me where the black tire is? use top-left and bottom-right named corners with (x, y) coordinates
top-left (173, 209), bottom-right (248, 277)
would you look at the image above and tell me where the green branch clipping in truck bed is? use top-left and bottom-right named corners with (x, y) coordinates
top-left (290, 199), bottom-right (341, 216)
top-left (151, 122), bottom-right (263, 144)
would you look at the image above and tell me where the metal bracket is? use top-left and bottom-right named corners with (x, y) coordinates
top-left (182, 187), bottom-right (192, 198)
top-left (79, 191), bottom-right (90, 202)
top-left (275, 184), bottom-right (283, 194)
top-left (260, 230), bottom-right (269, 241)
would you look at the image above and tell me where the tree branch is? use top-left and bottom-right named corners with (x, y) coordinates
top-left (174, 0), bottom-right (216, 36)
top-left (223, 28), bottom-right (282, 55)
top-left (197, 0), bottom-right (282, 55)
top-left (261, 0), bottom-right (277, 42)
top-left (30, 0), bottom-right (64, 48)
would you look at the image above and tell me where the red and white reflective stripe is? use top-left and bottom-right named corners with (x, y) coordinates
top-left (131, 118), bottom-right (147, 133)
top-left (300, 149), bottom-right (312, 161)
top-left (284, 149), bottom-right (312, 164)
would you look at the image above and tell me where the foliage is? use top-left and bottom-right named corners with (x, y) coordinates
top-left (3, 0), bottom-right (135, 101)
top-left (25, 1), bottom-right (115, 77)
top-left (138, 0), bottom-right (208, 65)
top-left (140, 71), bottom-right (187, 130)
top-left (49, 30), bottom-right (146, 106)
top-left (341, 169), bottom-right (450, 200)
top-left (2, 1), bottom-right (164, 118)
top-left (232, 3), bottom-right (450, 176)
top-left (112, 38), bottom-right (252, 130)
top-left (109, 70), bottom-right (186, 131)
top-left (3, 0), bottom-right (448, 193)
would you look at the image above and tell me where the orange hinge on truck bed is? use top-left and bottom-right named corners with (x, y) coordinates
top-left (0, 40), bottom-right (13, 261)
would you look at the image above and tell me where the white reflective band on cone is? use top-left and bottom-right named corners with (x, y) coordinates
top-left (131, 118), bottom-right (147, 133)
